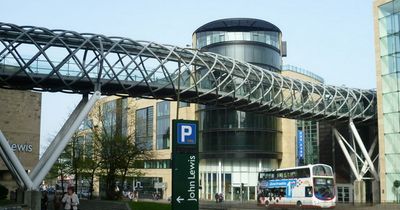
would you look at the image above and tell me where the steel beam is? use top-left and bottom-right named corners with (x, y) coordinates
top-left (0, 131), bottom-right (34, 189)
top-left (349, 120), bottom-right (379, 180)
top-left (333, 128), bottom-right (362, 181)
top-left (29, 96), bottom-right (88, 180)
top-left (360, 136), bottom-right (378, 177)
top-left (31, 91), bottom-right (101, 188)
top-left (0, 144), bottom-right (25, 187)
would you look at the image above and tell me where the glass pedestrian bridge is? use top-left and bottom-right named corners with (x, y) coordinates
top-left (0, 22), bottom-right (376, 122)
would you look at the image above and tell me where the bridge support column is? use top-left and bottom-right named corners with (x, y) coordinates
top-left (372, 180), bottom-right (380, 203)
top-left (0, 91), bottom-right (100, 210)
top-left (24, 190), bottom-right (41, 210)
top-left (354, 180), bottom-right (366, 204)
top-left (333, 119), bottom-right (379, 204)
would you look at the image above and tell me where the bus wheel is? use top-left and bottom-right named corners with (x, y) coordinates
top-left (296, 201), bottom-right (302, 208)
top-left (265, 200), bottom-right (269, 208)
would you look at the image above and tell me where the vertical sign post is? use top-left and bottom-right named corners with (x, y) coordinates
top-left (172, 120), bottom-right (199, 210)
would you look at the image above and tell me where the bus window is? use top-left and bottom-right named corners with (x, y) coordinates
top-left (298, 168), bottom-right (310, 178)
top-left (277, 172), bottom-right (283, 179)
top-left (313, 165), bottom-right (332, 176)
top-left (314, 178), bottom-right (335, 200)
top-left (323, 166), bottom-right (333, 176)
top-left (289, 170), bottom-right (296, 178)
top-left (305, 186), bottom-right (313, 197)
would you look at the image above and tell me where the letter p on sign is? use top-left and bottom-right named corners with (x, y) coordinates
top-left (181, 125), bottom-right (192, 143)
top-left (177, 123), bottom-right (196, 145)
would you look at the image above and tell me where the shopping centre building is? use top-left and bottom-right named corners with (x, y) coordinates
top-left (81, 18), bottom-right (325, 201)
top-left (374, 0), bottom-right (400, 203)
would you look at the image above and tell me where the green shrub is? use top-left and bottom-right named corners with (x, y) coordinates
top-left (129, 201), bottom-right (171, 210)
top-left (0, 184), bottom-right (8, 200)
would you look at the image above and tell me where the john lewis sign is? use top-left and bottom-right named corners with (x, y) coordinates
top-left (172, 120), bottom-right (199, 210)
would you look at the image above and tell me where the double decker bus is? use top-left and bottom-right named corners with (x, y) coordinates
top-left (257, 164), bottom-right (336, 208)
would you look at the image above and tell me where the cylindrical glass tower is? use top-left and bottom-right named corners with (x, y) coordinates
top-left (193, 18), bottom-right (284, 201)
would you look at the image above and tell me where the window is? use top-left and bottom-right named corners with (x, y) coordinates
top-left (136, 106), bottom-right (153, 150)
top-left (178, 101), bottom-right (190, 108)
top-left (102, 100), bottom-right (116, 135)
top-left (156, 101), bottom-right (170, 150)
top-left (143, 159), bottom-right (171, 169)
top-left (100, 98), bottom-right (128, 136)
top-left (312, 165), bottom-right (333, 176)
top-left (259, 172), bottom-right (275, 180)
top-left (305, 186), bottom-right (313, 197)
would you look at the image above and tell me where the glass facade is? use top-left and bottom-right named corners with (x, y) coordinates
top-left (198, 106), bottom-right (278, 155)
top-left (194, 19), bottom-right (282, 201)
top-left (135, 106), bottom-right (153, 150)
top-left (379, 0), bottom-right (400, 202)
top-left (297, 120), bottom-right (319, 165)
top-left (196, 31), bottom-right (281, 49)
top-left (199, 159), bottom-right (278, 201)
top-left (156, 101), bottom-right (170, 150)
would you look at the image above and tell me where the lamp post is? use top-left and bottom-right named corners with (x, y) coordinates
top-left (81, 179), bottom-right (83, 198)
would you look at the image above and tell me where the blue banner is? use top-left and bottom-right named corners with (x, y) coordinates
top-left (262, 179), bottom-right (297, 198)
top-left (297, 130), bottom-right (304, 159)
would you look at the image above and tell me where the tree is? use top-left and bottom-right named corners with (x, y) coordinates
top-left (86, 98), bottom-right (152, 200)
top-left (45, 140), bottom-right (75, 194)
top-left (47, 98), bottom-right (152, 200)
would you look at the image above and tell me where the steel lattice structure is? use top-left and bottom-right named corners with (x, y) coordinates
top-left (0, 22), bottom-right (376, 121)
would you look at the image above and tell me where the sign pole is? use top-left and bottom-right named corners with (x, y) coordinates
top-left (172, 120), bottom-right (199, 210)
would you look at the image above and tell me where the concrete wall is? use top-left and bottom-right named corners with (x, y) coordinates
top-left (0, 89), bottom-right (41, 191)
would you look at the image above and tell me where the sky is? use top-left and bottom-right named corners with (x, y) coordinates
top-left (0, 0), bottom-right (376, 150)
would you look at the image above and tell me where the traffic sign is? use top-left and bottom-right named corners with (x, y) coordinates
top-left (172, 120), bottom-right (198, 152)
top-left (177, 123), bottom-right (196, 145)
top-left (172, 120), bottom-right (199, 210)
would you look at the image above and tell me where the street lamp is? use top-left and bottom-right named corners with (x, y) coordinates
top-left (81, 179), bottom-right (83, 198)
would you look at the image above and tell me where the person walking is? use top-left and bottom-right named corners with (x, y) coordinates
top-left (54, 192), bottom-right (62, 210)
top-left (41, 191), bottom-right (48, 210)
top-left (62, 187), bottom-right (79, 210)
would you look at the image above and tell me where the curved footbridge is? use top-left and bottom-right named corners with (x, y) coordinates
top-left (0, 23), bottom-right (378, 196)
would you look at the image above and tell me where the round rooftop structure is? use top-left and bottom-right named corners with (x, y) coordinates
top-left (193, 18), bottom-right (281, 34)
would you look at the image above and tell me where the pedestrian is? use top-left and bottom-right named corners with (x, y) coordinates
top-left (215, 193), bottom-right (219, 203)
top-left (218, 193), bottom-right (223, 202)
top-left (41, 191), bottom-right (48, 210)
top-left (134, 190), bottom-right (139, 202)
top-left (54, 192), bottom-right (62, 210)
top-left (128, 191), bottom-right (133, 201)
top-left (62, 186), bottom-right (79, 210)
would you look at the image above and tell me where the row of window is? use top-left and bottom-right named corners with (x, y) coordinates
top-left (196, 31), bottom-right (280, 49)
top-left (96, 99), bottom-right (194, 151)
top-left (258, 166), bottom-right (333, 181)
top-left (258, 168), bottom-right (311, 181)
top-left (133, 159), bottom-right (171, 169)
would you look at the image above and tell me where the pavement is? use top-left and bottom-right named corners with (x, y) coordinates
top-left (44, 193), bottom-right (130, 210)
top-left (3, 197), bottom-right (400, 210)
top-left (199, 200), bottom-right (400, 210)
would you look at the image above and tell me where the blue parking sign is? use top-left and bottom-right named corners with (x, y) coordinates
top-left (177, 123), bottom-right (196, 144)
